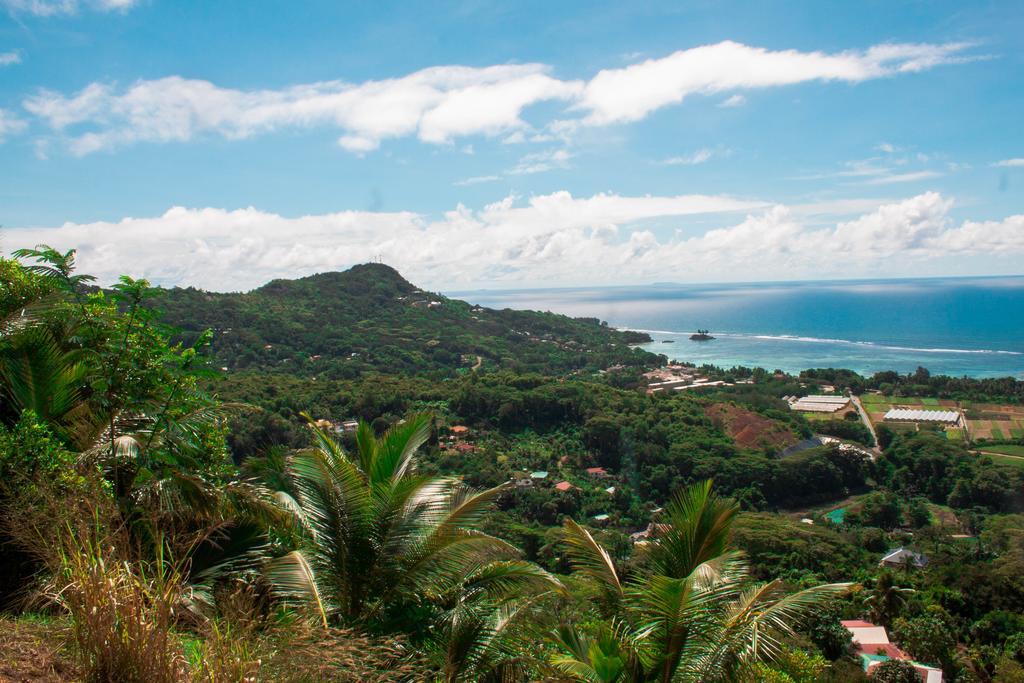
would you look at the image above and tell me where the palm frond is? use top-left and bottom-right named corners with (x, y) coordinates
top-left (646, 479), bottom-right (739, 580)
top-left (549, 623), bottom-right (630, 683)
top-left (562, 518), bottom-right (623, 600)
top-left (266, 550), bottom-right (330, 628)
top-left (0, 325), bottom-right (89, 427)
top-left (370, 413), bottom-right (432, 483)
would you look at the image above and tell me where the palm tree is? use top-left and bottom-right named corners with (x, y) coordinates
top-left (427, 560), bottom-right (561, 682)
top-left (266, 415), bottom-right (551, 634)
top-left (549, 481), bottom-right (849, 683)
top-left (865, 571), bottom-right (914, 628)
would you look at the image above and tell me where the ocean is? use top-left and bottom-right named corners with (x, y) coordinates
top-left (451, 277), bottom-right (1024, 379)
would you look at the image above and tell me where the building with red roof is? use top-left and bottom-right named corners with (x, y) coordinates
top-left (841, 620), bottom-right (943, 682)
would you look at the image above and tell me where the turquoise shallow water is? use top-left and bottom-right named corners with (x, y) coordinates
top-left (451, 277), bottom-right (1024, 379)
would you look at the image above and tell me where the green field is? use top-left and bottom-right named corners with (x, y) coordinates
top-left (921, 397), bottom-right (940, 406)
top-left (989, 454), bottom-right (1024, 470)
top-left (944, 428), bottom-right (965, 443)
top-left (991, 427), bottom-right (1005, 440)
top-left (802, 412), bottom-right (841, 422)
top-left (983, 444), bottom-right (1024, 456)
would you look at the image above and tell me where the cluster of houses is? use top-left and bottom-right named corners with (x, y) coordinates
top-left (643, 365), bottom-right (744, 394)
top-left (313, 418), bottom-right (359, 433)
top-left (395, 291), bottom-right (444, 309)
top-left (511, 465), bottom-right (613, 495)
top-left (842, 619), bottom-right (943, 681)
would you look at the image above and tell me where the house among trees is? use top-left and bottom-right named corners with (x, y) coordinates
top-left (629, 522), bottom-right (672, 544)
top-left (554, 481), bottom-right (575, 492)
top-left (879, 547), bottom-right (929, 569)
top-left (842, 620), bottom-right (943, 682)
top-left (585, 466), bottom-right (608, 478)
top-left (336, 420), bottom-right (359, 433)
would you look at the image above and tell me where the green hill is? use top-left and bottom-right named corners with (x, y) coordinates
top-left (153, 263), bottom-right (656, 379)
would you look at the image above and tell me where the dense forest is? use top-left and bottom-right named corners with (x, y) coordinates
top-left (2, 248), bottom-right (1024, 682)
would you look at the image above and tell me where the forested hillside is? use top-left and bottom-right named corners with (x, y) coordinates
top-left (154, 263), bottom-right (656, 378)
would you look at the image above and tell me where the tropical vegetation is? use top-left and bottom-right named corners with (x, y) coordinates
top-left (2, 247), bottom-right (1024, 681)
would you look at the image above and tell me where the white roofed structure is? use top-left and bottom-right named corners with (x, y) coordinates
top-left (789, 395), bottom-right (850, 413)
top-left (883, 408), bottom-right (960, 424)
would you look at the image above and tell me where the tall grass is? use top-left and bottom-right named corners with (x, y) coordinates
top-left (54, 530), bottom-right (185, 682)
top-left (5, 479), bottom-right (428, 682)
top-left (8, 481), bottom-right (187, 682)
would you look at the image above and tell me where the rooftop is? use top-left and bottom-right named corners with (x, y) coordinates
top-left (883, 408), bottom-right (959, 423)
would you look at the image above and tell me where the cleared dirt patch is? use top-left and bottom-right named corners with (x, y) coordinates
top-left (705, 403), bottom-right (798, 451)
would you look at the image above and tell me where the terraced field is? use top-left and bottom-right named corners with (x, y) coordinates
top-left (963, 402), bottom-right (1024, 441)
top-left (856, 394), bottom-right (1024, 445)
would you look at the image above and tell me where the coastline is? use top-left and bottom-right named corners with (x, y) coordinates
top-left (631, 329), bottom-right (1024, 380)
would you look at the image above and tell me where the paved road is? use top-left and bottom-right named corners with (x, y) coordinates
top-left (850, 394), bottom-right (882, 456)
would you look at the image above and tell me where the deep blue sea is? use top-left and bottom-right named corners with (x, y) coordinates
top-left (450, 277), bottom-right (1024, 379)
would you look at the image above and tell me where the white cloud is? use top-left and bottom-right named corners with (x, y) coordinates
top-left (2, 191), bottom-right (765, 289)
top-left (453, 175), bottom-right (501, 186)
top-left (22, 40), bottom-right (976, 155)
top-left (651, 193), bottom-right (1022, 278)
top-left (0, 108), bottom-right (27, 141)
top-left (660, 148), bottom-right (717, 165)
top-left (793, 154), bottom-right (951, 185)
top-left (0, 50), bottom-right (21, 66)
top-left (860, 170), bottom-right (942, 185)
top-left (0, 0), bottom-right (136, 15)
top-left (577, 40), bottom-right (974, 125)
top-left (508, 148), bottom-right (572, 175)
top-left (23, 67), bottom-right (582, 155)
top-left (4, 191), bottom-right (1021, 290)
top-left (876, 142), bottom-right (896, 153)
top-left (993, 158), bottom-right (1024, 167)
top-left (718, 94), bottom-right (746, 108)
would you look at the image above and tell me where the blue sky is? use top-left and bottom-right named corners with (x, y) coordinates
top-left (1, 0), bottom-right (1022, 290)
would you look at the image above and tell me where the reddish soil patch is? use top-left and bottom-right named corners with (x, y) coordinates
top-left (0, 619), bottom-right (79, 683)
top-left (705, 403), bottom-right (798, 451)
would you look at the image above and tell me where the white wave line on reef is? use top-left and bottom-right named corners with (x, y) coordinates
top-left (622, 328), bottom-right (1023, 356)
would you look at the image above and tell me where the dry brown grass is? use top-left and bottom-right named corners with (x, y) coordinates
top-left (8, 485), bottom-right (188, 683)
top-left (257, 623), bottom-right (428, 682)
top-left (0, 617), bottom-right (80, 683)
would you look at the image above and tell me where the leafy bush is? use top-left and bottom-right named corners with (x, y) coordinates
top-left (869, 659), bottom-right (920, 682)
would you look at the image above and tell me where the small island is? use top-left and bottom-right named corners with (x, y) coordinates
top-left (690, 328), bottom-right (715, 341)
